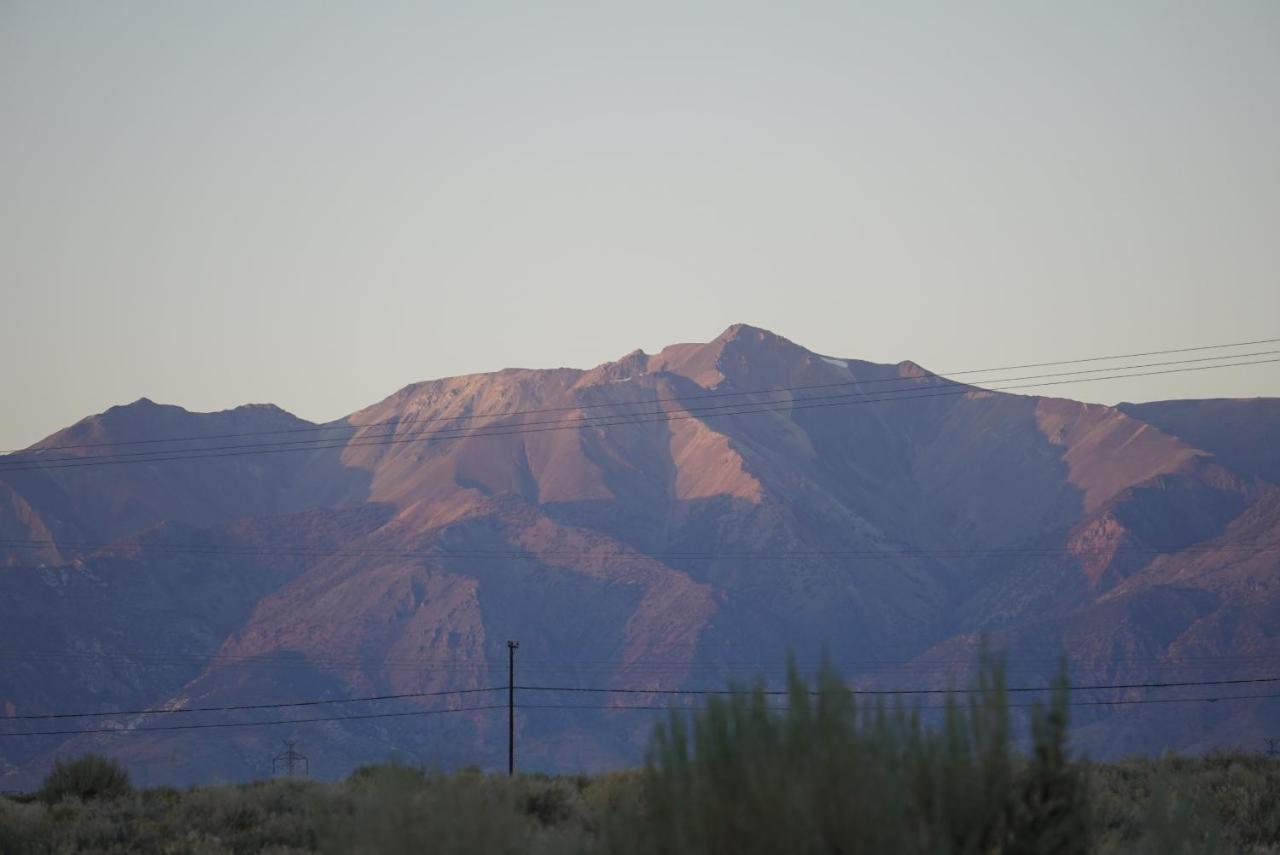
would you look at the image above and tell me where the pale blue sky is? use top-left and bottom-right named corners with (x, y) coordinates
top-left (2, 2), bottom-right (1278, 450)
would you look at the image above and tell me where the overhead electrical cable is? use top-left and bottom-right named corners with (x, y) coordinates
top-left (514, 675), bottom-right (1280, 697)
top-left (3, 675), bottom-right (1275, 723)
top-left (0, 704), bottom-right (508, 738)
top-left (4, 686), bottom-right (506, 720)
top-left (6, 335), bottom-right (1275, 456)
top-left (3, 692), bottom-right (1277, 739)
top-left (8, 349), bottom-right (1279, 467)
top-left (5, 650), bottom-right (1277, 673)
top-left (1, 540), bottom-right (1277, 575)
top-left (1, 355), bottom-right (1277, 473)
top-left (519, 692), bottom-right (1280, 714)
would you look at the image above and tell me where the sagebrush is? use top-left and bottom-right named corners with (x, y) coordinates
top-left (38, 753), bottom-right (132, 805)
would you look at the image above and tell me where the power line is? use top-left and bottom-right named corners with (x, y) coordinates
top-left (0, 706), bottom-right (506, 737)
top-left (913, 336), bottom-right (1280, 374)
top-left (2, 644), bottom-right (1275, 687)
top-left (9, 334), bottom-right (1275, 456)
top-left (5, 675), bottom-right (1276, 726)
top-left (2, 538), bottom-right (1277, 572)
top-left (516, 654), bottom-right (1280, 666)
top-left (2, 354), bottom-right (1276, 473)
top-left (519, 692), bottom-right (1280, 713)
top-left (0, 662), bottom-right (1269, 682)
top-left (4, 648), bottom-right (1278, 671)
top-left (4, 686), bottom-right (505, 720)
top-left (7, 349), bottom-right (1278, 467)
top-left (1, 694), bottom-right (1273, 739)
top-left (4, 535), bottom-right (1279, 557)
top-left (2, 545), bottom-right (1274, 580)
top-left (515, 675), bottom-right (1280, 697)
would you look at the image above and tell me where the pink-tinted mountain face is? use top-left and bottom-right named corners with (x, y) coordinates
top-left (1, 325), bottom-right (1276, 786)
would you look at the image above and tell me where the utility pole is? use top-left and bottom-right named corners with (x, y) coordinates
top-left (1266, 737), bottom-right (1279, 758)
top-left (272, 739), bottom-right (309, 777)
top-left (508, 640), bottom-right (519, 776)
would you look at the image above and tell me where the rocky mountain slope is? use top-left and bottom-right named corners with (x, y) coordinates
top-left (1, 325), bottom-right (1276, 786)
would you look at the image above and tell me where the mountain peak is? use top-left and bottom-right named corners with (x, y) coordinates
top-left (714, 323), bottom-right (794, 347)
top-left (106, 396), bottom-right (163, 413)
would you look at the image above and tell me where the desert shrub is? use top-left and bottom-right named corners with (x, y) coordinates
top-left (579, 771), bottom-right (643, 824)
top-left (39, 754), bottom-right (132, 804)
top-left (1097, 773), bottom-right (1224, 854)
top-left (519, 775), bottom-right (582, 827)
top-left (0, 797), bottom-right (48, 853)
top-left (1091, 754), bottom-right (1280, 853)
top-left (320, 767), bottom-right (571, 855)
top-left (346, 761), bottom-right (428, 790)
top-left (1005, 674), bottom-right (1090, 854)
top-left (631, 654), bottom-right (1092, 855)
top-left (3, 754), bottom-right (1275, 853)
top-left (172, 779), bottom-right (325, 853)
top-left (1189, 753), bottom-right (1280, 850)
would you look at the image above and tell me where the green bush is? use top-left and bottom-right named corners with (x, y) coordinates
top-left (633, 654), bottom-right (1091, 855)
top-left (321, 767), bottom-right (568, 855)
top-left (1006, 672), bottom-right (1090, 853)
top-left (39, 753), bottom-right (132, 804)
top-left (0, 797), bottom-right (48, 852)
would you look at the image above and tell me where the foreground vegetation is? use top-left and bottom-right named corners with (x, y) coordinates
top-left (2, 661), bottom-right (1277, 853)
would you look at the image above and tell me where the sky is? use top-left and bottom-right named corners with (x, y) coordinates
top-left (2, 1), bottom-right (1278, 451)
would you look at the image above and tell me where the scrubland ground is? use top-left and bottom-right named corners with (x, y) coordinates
top-left (3, 662), bottom-right (1277, 854)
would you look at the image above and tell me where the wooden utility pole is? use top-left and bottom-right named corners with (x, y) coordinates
top-left (508, 640), bottom-right (519, 776)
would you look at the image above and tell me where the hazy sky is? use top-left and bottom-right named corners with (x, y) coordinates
top-left (2, 2), bottom-right (1278, 450)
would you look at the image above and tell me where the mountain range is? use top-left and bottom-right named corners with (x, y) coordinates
top-left (2, 324), bottom-right (1278, 787)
